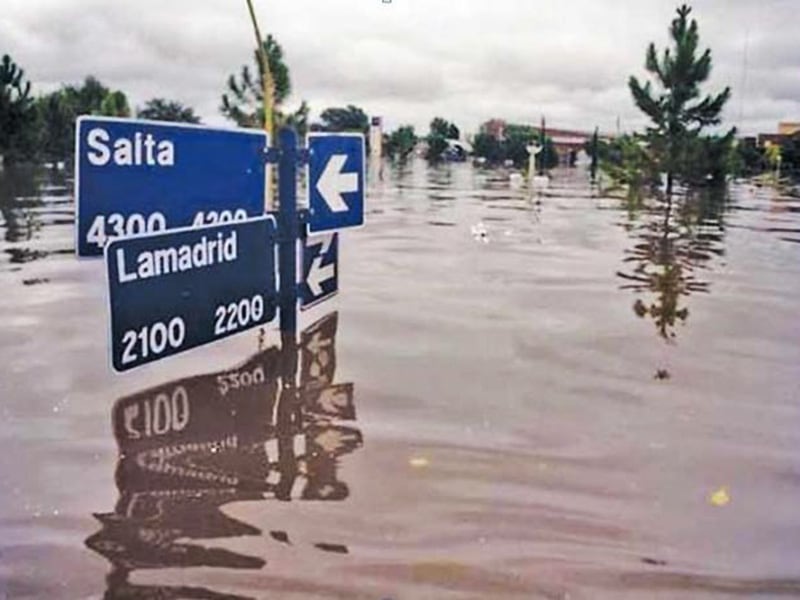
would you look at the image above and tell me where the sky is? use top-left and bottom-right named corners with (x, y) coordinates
top-left (2, 0), bottom-right (798, 137)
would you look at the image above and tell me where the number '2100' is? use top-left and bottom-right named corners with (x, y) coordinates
top-left (121, 317), bottom-right (186, 366)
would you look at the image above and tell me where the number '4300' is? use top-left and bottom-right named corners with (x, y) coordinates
top-left (87, 212), bottom-right (166, 248)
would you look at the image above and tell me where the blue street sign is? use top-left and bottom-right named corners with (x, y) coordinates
top-left (105, 216), bottom-right (278, 372)
top-left (76, 116), bottom-right (268, 257)
top-left (307, 133), bottom-right (365, 233)
top-left (301, 233), bottom-right (338, 309)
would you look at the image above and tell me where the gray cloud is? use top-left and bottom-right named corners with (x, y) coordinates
top-left (1, 0), bottom-right (797, 136)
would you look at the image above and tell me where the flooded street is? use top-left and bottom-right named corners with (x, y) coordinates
top-left (1, 161), bottom-right (799, 599)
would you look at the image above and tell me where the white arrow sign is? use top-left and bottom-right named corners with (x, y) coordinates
top-left (308, 258), bottom-right (335, 297)
top-left (316, 154), bottom-right (358, 213)
top-left (305, 234), bottom-right (336, 299)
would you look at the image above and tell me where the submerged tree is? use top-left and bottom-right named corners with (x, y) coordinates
top-left (99, 90), bottom-right (131, 118)
top-left (425, 117), bottom-right (460, 161)
top-left (36, 92), bottom-right (73, 161)
top-left (137, 98), bottom-right (200, 123)
top-left (316, 105), bottom-right (369, 134)
top-left (589, 127), bottom-right (599, 183)
top-left (629, 4), bottom-right (735, 194)
top-left (0, 54), bottom-right (37, 163)
top-left (385, 125), bottom-right (416, 160)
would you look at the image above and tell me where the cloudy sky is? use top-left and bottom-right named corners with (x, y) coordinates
top-left (2, 0), bottom-right (798, 136)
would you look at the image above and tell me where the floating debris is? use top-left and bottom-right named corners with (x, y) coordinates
top-left (409, 456), bottom-right (429, 468)
top-left (470, 222), bottom-right (489, 243)
top-left (708, 486), bottom-right (731, 507)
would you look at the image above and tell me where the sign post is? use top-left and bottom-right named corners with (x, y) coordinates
top-left (98, 124), bottom-right (366, 372)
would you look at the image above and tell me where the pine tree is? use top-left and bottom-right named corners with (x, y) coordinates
top-left (629, 4), bottom-right (735, 194)
top-left (0, 54), bottom-right (37, 163)
top-left (221, 34), bottom-right (291, 128)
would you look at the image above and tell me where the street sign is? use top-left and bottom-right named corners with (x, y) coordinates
top-left (301, 233), bottom-right (338, 309)
top-left (307, 133), bottom-right (365, 233)
top-left (76, 116), bottom-right (269, 257)
top-left (105, 216), bottom-right (278, 372)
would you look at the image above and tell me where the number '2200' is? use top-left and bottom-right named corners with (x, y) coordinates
top-left (215, 295), bottom-right (265, 335)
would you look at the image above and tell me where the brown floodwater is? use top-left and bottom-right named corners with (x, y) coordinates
top-left (0, 161), bottom-right (799, 599)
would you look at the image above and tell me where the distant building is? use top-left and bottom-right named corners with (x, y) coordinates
top-left (778, 122), bottom-right (800, 136)
top-left (757, 121), bottom-right (800, 148)
top-left (481, 119), bottom-right (506, 140)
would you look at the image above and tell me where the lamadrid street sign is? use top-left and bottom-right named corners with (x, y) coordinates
top-left (105, 216), bottom-right (277, 372)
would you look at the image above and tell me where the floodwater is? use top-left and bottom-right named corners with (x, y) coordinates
top-left (0, 161), bottom-right (799, 599)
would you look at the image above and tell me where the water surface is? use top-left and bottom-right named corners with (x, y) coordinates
top-left (0, 162), bottom-right (798, 599)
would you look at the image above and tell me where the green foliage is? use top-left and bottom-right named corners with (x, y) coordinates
top-left (504, 124), bottom-right (536, 167)
top-left (221, 34), bottom-right (292, 128)
top-left (425, 117), bottom-right (460, 161)
top-left (0, 54), bottom-right (37, 163)
top-left (317, 105), bottom-right (369, 134)
top-left (590, 127), bottom-right (599, 182)
top-left (385, 125), bottom-right (416, 160)
top-left (472, 132), bottom-right (504, 163)
top-left (779, 135), bottom-right (800, 178)
top-left (598, 134), bottom-right (659, 202)
top-left (137, 98), bottom-right (200, 123)
top-left (99, 90), bottom-right (131, 118)
top-left (35, 77), bottom-right (130, 162)
top-left (628, 4), bottom-right (735, 191)
top-left (425, 135), bottom-right (448, 162)
top-left (429, 117), bottom-right (459, 140)
top-left (36, 92), bottom-right (74, 162)
top-left (64, 76), bottom-right (111, 115)
top-left (284, 100), bottom-right (310, 138)
top-left (732, 138), bottom-right (763, 177)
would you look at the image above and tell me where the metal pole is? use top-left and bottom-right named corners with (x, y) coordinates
top-left (277, 126), bottom-right (298, 334)
top-left (275, 126), bottom-right (300, 500)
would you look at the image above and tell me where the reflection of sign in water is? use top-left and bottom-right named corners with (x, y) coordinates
top-left (106, 216), bottom-right (278, 372)
top-left (300, 311), bottom-right (338, 394)
top-left (75, 116), bottom-right (269, 257)
top-left (86, 312), bottom-right (361, 598)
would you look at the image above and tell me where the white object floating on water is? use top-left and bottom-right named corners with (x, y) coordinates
top-left (471, 222), bottom-right (489, 243)
top-left (531, 174), bottom-right (550, 190)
